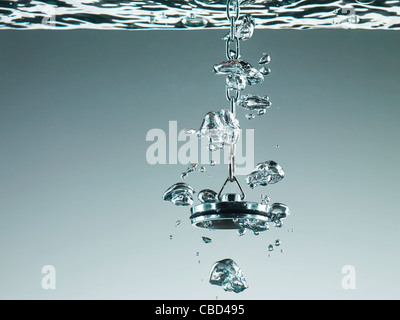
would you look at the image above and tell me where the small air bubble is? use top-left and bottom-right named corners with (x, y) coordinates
top-left (274, 220), bottom-right (283, 228)
top-left (202, 236), bottom-right (212, 243)
top-left (260, 66), bottom-right (271, 75)
top-left (246, 113), bottom-right (255, 120)
top-left (260, 195), bottom-right (270, 205)
top-left (259, 53), bottom-right (271, 65)
top-left (187, 163), bottom-right (197, 173)
top-left (181, 172), bottom-right (188, 179)
top-left (181, 14), bottom-right (208, 28)
top-left (257, 109), bottom-right (266, 116)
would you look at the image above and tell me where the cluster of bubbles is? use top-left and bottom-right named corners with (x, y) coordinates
top-left (162, 4), bottom-right (291, 294)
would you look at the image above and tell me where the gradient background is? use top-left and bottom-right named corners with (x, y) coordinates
top-left (0, 28), bottom-right (399, 300)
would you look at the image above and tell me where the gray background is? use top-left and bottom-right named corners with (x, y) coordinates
top-left (0, 28), bottom-right (399, 299)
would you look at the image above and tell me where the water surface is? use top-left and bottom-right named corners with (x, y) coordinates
top-left (1, 0), bottom-right (399, 30)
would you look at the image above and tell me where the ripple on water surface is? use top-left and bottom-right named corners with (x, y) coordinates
top-left (1, 0), bottom-right (399, 30)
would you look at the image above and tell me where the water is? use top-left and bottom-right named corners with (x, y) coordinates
top-left (181, 163), bottom-right (198, 179)
top-left (214, 60), bottom-right (248, 75)
top-left (208, 198), bottom-right (289, 235)
top-left (198, 189), bottom-right (218, 203)
top-left (269, 202), bottom-right (290, 221)
top-left (209, 258), bottom-right (248, 293)
top-left (239, 218), bottom-right (269, 233)
top-left (162, 182), bottom-right (196, 206)
top-left (156, 0), bottom-right (296, 293)
top-left (246, 68), bottom-right (264, 85)
top-left (258, 53), bottom-right (271, 65)
top-left (260, 194), bottom-right (270, 205)
top-left (181, 13), bottom-right (208, 27)
top-left (246, 160), bottom-right (285, 188)
top-left (274, 220), bottom-right (283, 228)
top-left (214, 60), bottom-right (264, 86)
top-left (187, 163), bottom-right (198, 173)
top-left (226, 74), bottom-right (247, 91)
top-left (3, 1), bottom-right (399, 30)
top-left (223, 14), bottom-right (255, 40)
top-left (260, 67), bottom-right (271, 76)
top-left (237, 94), bottom-right (271, 114)
top-left (236, 15), bottom-right (255, 40)
top-left (198, 109), bottom-right (240, 151)
top-left (180, 172), bottom-right (188, 179)
top-left (267, 241), bottom-right (281, 254)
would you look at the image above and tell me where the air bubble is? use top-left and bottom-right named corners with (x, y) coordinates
top-left (259, 53), bottom-right (271, 65)
top-left (181, 14), bottom-right (208, 28)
